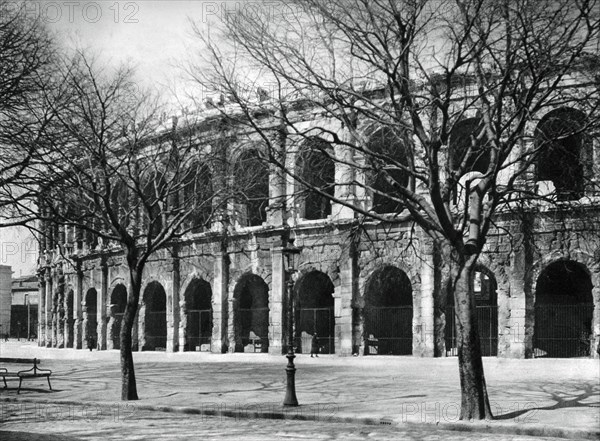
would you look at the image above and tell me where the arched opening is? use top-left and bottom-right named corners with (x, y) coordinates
top-left (534, 260), bottom-right (594, 357)
top-left (233, 273), bottom-right (269, 352)
top-left (84, 288), bottom-right (97, 350)
top-left (449, 118), bottom-right (491, 175)
top-left (366, 127), bottom-right (411, 214)
top-left (296, 138), bottom-right (335, 220)
top-left (182, 163), bottom-right (213, 233)
top-left (363, 266), bottom-right (413, 355)
top-left (183, 278), bottom-right (212, 352)
top-left (142, 171), bottom-right (166, 238)
top-left (66, 289), bottom-right (74, 348)
top-left (535, 108), bottom-right (588, 201)
top-left (233, 149), bottom-right (269, 227)
top-left (445, 267), bottom-right (498, 356)
top-left (294, 270), bottom-right (335, 354)
top-left (142, 282), bottom-right (167, 351)
top-left (110, 284), bottom-right (127, 350)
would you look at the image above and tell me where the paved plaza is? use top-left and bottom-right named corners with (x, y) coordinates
top-left (0, 341), bottom-right (598, 440)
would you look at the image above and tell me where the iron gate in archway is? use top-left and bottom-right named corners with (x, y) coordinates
top-left (445, 305), bottom-right (498, 356)
top-left (187, 309), bottom-right (212, 351)
top-left (364, 306), bottom-right (413, 355)
top-left (533, 304), bottom-right (594, 357)
top-left (296, 307), bottom-right (335, 354)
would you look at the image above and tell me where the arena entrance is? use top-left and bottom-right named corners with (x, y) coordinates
top-left (183, 278), bottom-right (212, 352)
top-left (109, 284), bottom-right (127, 349)
top-left (84, 288), bottom-right (98, 349)
top-left (363, 266), bottom-right (413, 355)
top-left (234, 274), bottom-right (269, 353)
top-left (445, 267), bottom-right (498, 356)
top-left (534, 260), bottom-right (594, 357)
top-left (142, 282), bottom-right (167, 351)
top-left (294, 271), bottom-right (335, 354)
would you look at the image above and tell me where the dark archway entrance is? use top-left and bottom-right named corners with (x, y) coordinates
top-left (534, 260), bottom-right (594, 357)
top-left (363, 266), bottom-right (413, 355)
top-left (445, 267), bottom-right (498, 356)
top-left (535, 108), bottom-right (588, 201)
top-left (233, 149), bottom-right (269, 227)
top-left (294, 270), bottom-right (335, 354)
top-left (110, 284), bottom-right (127, 350)
top-left (183, 278), bottom-right (212, 352)
top-left (366, 127), bottom-right (411, 214)
top-left (84, 288), bottom-right (97, 349)
top-left (296, 138), bottom-right (335, 220)
top-left (142, 282), bottom-right (167, 351)
top-left (234, 274), bottom-right (269, 352)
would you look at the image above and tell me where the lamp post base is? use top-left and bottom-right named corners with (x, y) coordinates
top-left (283, 352), bottom-right (299, 406)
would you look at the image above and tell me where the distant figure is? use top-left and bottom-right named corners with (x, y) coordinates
top-left (310, 333), bottom-right (319, 358)
top-left (4, 333), bottom-right (8, 342)
top-left (88, 337), bottom-right (95, 351)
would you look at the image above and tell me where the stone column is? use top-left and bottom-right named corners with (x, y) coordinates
top-left (45, 271), bottom-right (52, 347)
top-left (56, 267), bottom-right (65, 348)
top-left (137, 301), bottom-right (146, 351)
top-left (211, 248), bottom-right (229, 353)
top-left (419, 241), bottom-right (436, 357)
top-left (73, 270), bottom-right (83, 349)
top-left (166, 255), bottom-right (180, 353)
top-left (97, 262), bottom-right (108, 350)
top-left (227, 285), bottom-right (236, 353)
top-left (81, 297), bottom-right (89, 349)
top-left (269, 243), bottom-right (286, 355)
top-left (267, 122), bottom-right (287, 226)
top-left (38, 273), bottom-right (46, 347)
top-left (51, 286), bottom-right (58, 347)
top-left (107, 304), bottom-right (117, 350)
top-left (332, 124), bottom-right (357, 220)
top-left (506, 227), bottom-right (534, 359)
top-left (336, 244), bottom-right (355, 356)
top-left (64, 284), bottom-right (72, 348)
top-left (590, 272), bottom-right (599, 359)
top-left (178, 298), bottom-right (187, 352)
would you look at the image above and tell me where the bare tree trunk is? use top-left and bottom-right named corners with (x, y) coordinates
top-left (120, 262), bottom-right (142, 400)
top-left (454, 254), bottom-right (493, 420)
top-left (434, 244), bottom-right (451, 357)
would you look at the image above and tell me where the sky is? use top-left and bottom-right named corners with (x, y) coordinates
top-left (33, 0), bottom-right (214, 92)
top-left (1, 1), bottom-right (228, 277)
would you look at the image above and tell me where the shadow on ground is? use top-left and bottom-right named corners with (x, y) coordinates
top-left (1, 431), bottom-right (81, 441)
top-left (495, 381), bottom-right (600, 420)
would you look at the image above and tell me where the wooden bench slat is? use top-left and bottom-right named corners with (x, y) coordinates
top-left (0, 358), bottom-right (40, 364)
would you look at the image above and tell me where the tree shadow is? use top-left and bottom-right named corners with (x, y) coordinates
top-left (0, 431), bottom-right (81, 441)
top-left (494, 381), bottom-right (600, 420)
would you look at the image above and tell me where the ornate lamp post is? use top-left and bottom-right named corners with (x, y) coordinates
top-left (282, 238), bottom-right (301, 406)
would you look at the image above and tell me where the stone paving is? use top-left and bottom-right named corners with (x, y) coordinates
top-left (0, 341), bottom-right (598, 439)
top-left (0, 408), bottom-right (574, 441)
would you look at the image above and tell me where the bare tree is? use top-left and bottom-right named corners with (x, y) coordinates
top-left (36, 53), bottom-right (225, 400)
top-left (0, 4), bottom-right (57, 226)
top-left (189, 0), bottom-right (600, 419)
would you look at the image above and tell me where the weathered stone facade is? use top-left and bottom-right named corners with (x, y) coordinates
top-left (37, 98), bottom-right (600, 359)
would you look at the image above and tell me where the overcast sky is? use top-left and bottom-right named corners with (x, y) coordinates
top-left (29, 0), bottom-right (226, 97)
top-left (2, 1), bottom-right (233, 276)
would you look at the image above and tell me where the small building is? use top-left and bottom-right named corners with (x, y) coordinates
top-left (0, 265), bottom-right (11, 338)
top-left (10, 275), bottom-right (38, 339)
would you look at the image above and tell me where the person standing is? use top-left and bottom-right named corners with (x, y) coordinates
top-left (310, 333), bottom-right (319, 358)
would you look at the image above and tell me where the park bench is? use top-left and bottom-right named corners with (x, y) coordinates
top-left (0, 358), bottom-right (52, 394)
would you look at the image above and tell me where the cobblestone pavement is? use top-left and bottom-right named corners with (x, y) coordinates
top-left (0, 408), bottom-right (571, 441)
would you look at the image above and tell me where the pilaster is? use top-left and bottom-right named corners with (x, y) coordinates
top-left (212, 247), bottom-right (229, 353)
